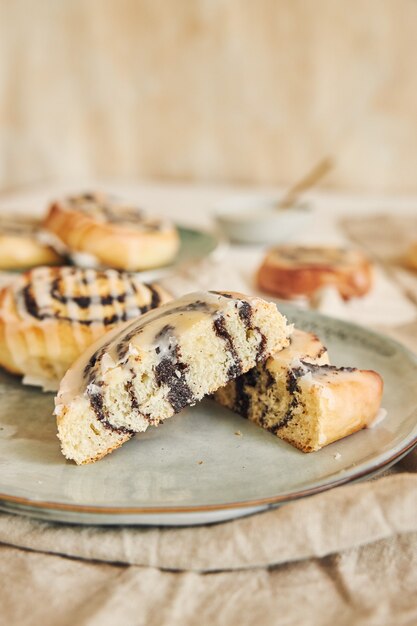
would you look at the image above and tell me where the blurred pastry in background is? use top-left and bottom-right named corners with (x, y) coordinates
top-left (256, 245), bottom-right (373, 301)
top-left (43, 191), bottom-right (180, 271)
top-left (0, 215), bottom-right (63, 270)
top-left (0, 266), bottom-right (171, 390)
top-left (405, 241), bottom-right (417, 272)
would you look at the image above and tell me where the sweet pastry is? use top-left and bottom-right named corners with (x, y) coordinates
top-left (214, 329), bottom-right (383, 452)
top-left (257, 245), bottom-right (373, 301)
top-left (55, 291), bottom-right (291, 464)
top-left (0, 266), bottom-right (171, 390)
top-left (0, 214), bottom-right (63, 270)
top-left (405, 242), bottom-right (417, 271)
top-left (43, 191), bottom-right (180, 271)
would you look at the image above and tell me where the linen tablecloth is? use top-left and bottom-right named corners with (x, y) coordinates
top-left (0, 184), bottom-right (416, 626)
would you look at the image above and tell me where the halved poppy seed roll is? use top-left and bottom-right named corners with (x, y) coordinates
top-left (214, 329), bottom-right (383, 452)
top-left (55, 291), bottom-right (291, 464)
top-left (0, 266), bottom-right (171, 390)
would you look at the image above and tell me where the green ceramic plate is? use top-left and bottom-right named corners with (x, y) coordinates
top-left (2, 225), bottom-right (220, 275)
top-left (0, 306), bottom-right (416, 526)
top-left (134, 225), bottom-right (222, 281)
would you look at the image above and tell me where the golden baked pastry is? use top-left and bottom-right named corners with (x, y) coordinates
top-left (257, 245), bottom-right (373, 301)
top-left (214, 329), bottom-right (383, 452)
top-left (0, 215), bottom-right (63, 270)
top-left (0, 266), bottom-right (171, 390)
top-left (405, 242), bottom-right (417, 271)
top-left (55, 291), bottom-right (291, 464)
top-left (43, 192), bottom-right (180, 271)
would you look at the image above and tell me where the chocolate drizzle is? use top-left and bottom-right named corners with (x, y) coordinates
top-left (237, 301), bottom-right (252, 329)
top-left (146, 283), bottom-right (163, 310)
top-left (125, 378), bottom-right (140, 411)
top-left (233, 367), bottom-right (260, 418)
top-left (20, 269), bottom-right (163, 325)
top-left (153, 325), bottom-right (194, 413)
top-left (87, 381), bottom-right (134, 435)
top-left (213, 315), bottom-right (242, 379)
top-left (256, 331), bottom-right (268, 361)
top-left (84, 346), bottom-right (134, 434)
top-left (316, 345), bottom-right (328, 359)
top-left (234, 377), bottom-right (250, 418)
top-left (23, 285), bottom-right (41, 320)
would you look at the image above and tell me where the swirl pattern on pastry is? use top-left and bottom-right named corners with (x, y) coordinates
top-left (61, 192), bottom-right (168, 231)
top-left (43, 191), bottom-right (180, 271)
top-left (0, 266), bottom-right (171, 389)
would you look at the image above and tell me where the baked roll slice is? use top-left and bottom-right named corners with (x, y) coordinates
top-left (214, 330), bottom-right (383, 452)
top-left (0, 214), bottom-right (63, 270)
top-left (55, 291), bottom-right (291, 464)
top-left (257, 245), bottom-right (373, 301)
top-left (0, 266), bottom-right (171, 390)
top-left (43, 191), bottom-right (180, 271)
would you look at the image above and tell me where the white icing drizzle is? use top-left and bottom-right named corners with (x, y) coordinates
top-left (124, 274), bottom-right (145, 320)
top-left (30, 267), bottom-right (63, 381)
top-left (104, 269), bottom-right (125, 322)
top-left (55, 291), bottom-right (253, 408)
top-left (83, 268), bottom-right (106, 340)
top-left (29, 267), bottom-right (54, 315)
top-left (69, 250), bottom-right (100, 268)
top-left (60, 267), bottom-right (86, 352)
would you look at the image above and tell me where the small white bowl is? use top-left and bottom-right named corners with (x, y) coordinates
top-left (213, 194), bottom-right (312, 244)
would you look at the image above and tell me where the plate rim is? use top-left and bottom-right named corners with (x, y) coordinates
top-left (133, 224), bottom-right (224, 282)
top-left (0, 439), bottom-right (415, 517)
top-left (0, 308), bottom-right (416, 518)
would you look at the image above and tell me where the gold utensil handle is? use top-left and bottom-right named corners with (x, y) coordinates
top-left (278, 157), bottom-right (334, 208)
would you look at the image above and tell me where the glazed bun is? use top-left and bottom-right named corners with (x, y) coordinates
top-left (43, 191), bottom-right (180, 271)
top-left (0, 266), bottom-right (171, 389)
top-left (257, 245), bottom-right (373, 300)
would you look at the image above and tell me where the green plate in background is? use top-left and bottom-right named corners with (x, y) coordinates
top-left (134, 225), bottom-right (221, 281)
top-left (1, 225), bottom-right (221, 276)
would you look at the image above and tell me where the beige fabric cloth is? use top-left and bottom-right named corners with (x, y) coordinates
top-left (342, 214), bottom-right (417, 305)
top-left (1, 212), bottom-right (417, 625)
top-left (1, 473), bottom-right (417, 625)
top-left (2, 532), bottom-right (417, 626)
top-left (0, 473), bottom-right (416, 573)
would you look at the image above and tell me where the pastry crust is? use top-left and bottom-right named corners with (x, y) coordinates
top-left (257, 245), bottom-right (373, 300)
top-left (291, 366), bottom-right (384, 451)
top-left (0, 215), bottom-right (63, 270)
top-left (43, 192), bottom-right (180, 271)
top-left (0, 266), bottom-right (171, 389)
